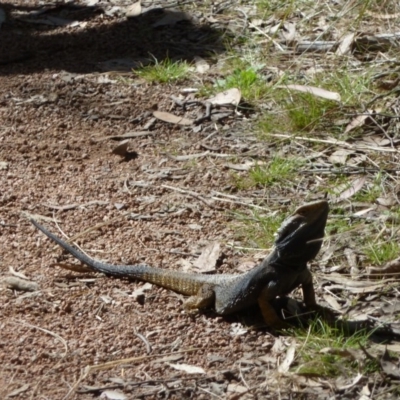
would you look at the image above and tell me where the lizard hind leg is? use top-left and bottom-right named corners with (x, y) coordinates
top-left (183, 284), bottom-right (215, 314)
top-left (258, 286), bottom-right (291, 330)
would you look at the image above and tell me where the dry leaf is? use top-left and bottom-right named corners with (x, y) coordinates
top-left (353, 207), bottom-right (375, 217)
top-left (193, 242), bottom-right (221, 272)
top-left (278, 342), bottom-right (296, 373)
top-left (100, 390), bottom-right (128, 400)
top-left (152, 11), bottom-right (191, 27)
top-left (0, 161), bottom-right (9, 170)
top-left (337, 177), bottom-right (366, 200)
top-left (153, 111), bottom-right (193, 126)
top-left (169, 151), bottom-right (209, 161)
top-left (328, 149), bottom-right (353, 165)
top-left (42, 16), bottom-right (77, 26)
top-left (376, 196), bottom-right (397, 206)
top-left (281, 22), bottom-right (296, 41)
top-left (194, 56), bottom-right (210, 74)
top-left (226, 160), bottom-right (267, 171)
top-left (207, 88), bottom-right (241, 106)
top-left (319, 348), bottom-right (359, 359)
top-left (335, 373), bottom-right (363, 390)
top-left (380, 349), bottom-right (400, 379)
top-left (279, 85), bottom-right (341, 102)
top-left (112, 139), bottom-right (130, 157)
top-left (344, 112), bottom-right (371, 134)
top-left (322, 294), bottom-right (342, 311)
top-left (125, 2), bottom-right (141, 17)
top-left (227, 383), bottom-right (248, 394)
top-left (168, 363), bottom-right (206, 374)
top-left (336, 33), bottom-right (356, 55)
top-left (130, 282), bottom-right (153, 301)
top-left (229, 323), bottom-right (248, 336)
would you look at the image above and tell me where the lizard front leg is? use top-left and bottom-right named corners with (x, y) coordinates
top-left (183, 284), bottom-right (215, 313)
top-left (301, 271), bottom-right (317, 307)
top-left (258, 286), bottom-right (291, 329)
top-left (302, 272), bottom-right (336, 324)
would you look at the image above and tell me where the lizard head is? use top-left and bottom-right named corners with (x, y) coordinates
top-left (274, 200), bottom-right (329, 266)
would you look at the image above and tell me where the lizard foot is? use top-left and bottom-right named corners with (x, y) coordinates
top-left (307, 304), bottom-right (337, 325)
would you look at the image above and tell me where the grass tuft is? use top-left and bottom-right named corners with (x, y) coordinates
top-left (293, 318), bottom-right (379, 377)
top-left (136, 57), bottom-right (190, 84)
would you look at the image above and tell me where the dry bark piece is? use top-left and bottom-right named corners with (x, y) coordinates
top-left (3, 276), bottom-right (39, 292)
top-left (328, 149), bottom-right (354, 165)
top-left (6, 384), bottom-right (30, 398)
top-left (167, 363), bottom-right (206, 374)
top-left (207, 88), bottom-right (241, 106)
top-left (296, 41), bottom-right (336, 53)
top-left (321, 273), bottom-right (391, 293)
top-left (279, 85), bottom-right (341, 102)
top-left (153, 111), bottom-right (194, 126)
top-left (44, 200), bottom-right (108, 211)
top-left (192, 242), bottom-right (221, 273)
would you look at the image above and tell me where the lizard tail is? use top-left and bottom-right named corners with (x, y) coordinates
top-left (31, 219), bottom-right (147, 277)
top-left (30, 219), bottom-right (208, 294)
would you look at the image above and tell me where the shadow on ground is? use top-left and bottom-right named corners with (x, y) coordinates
top-left (0, 2), bottom-right (226, 75)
